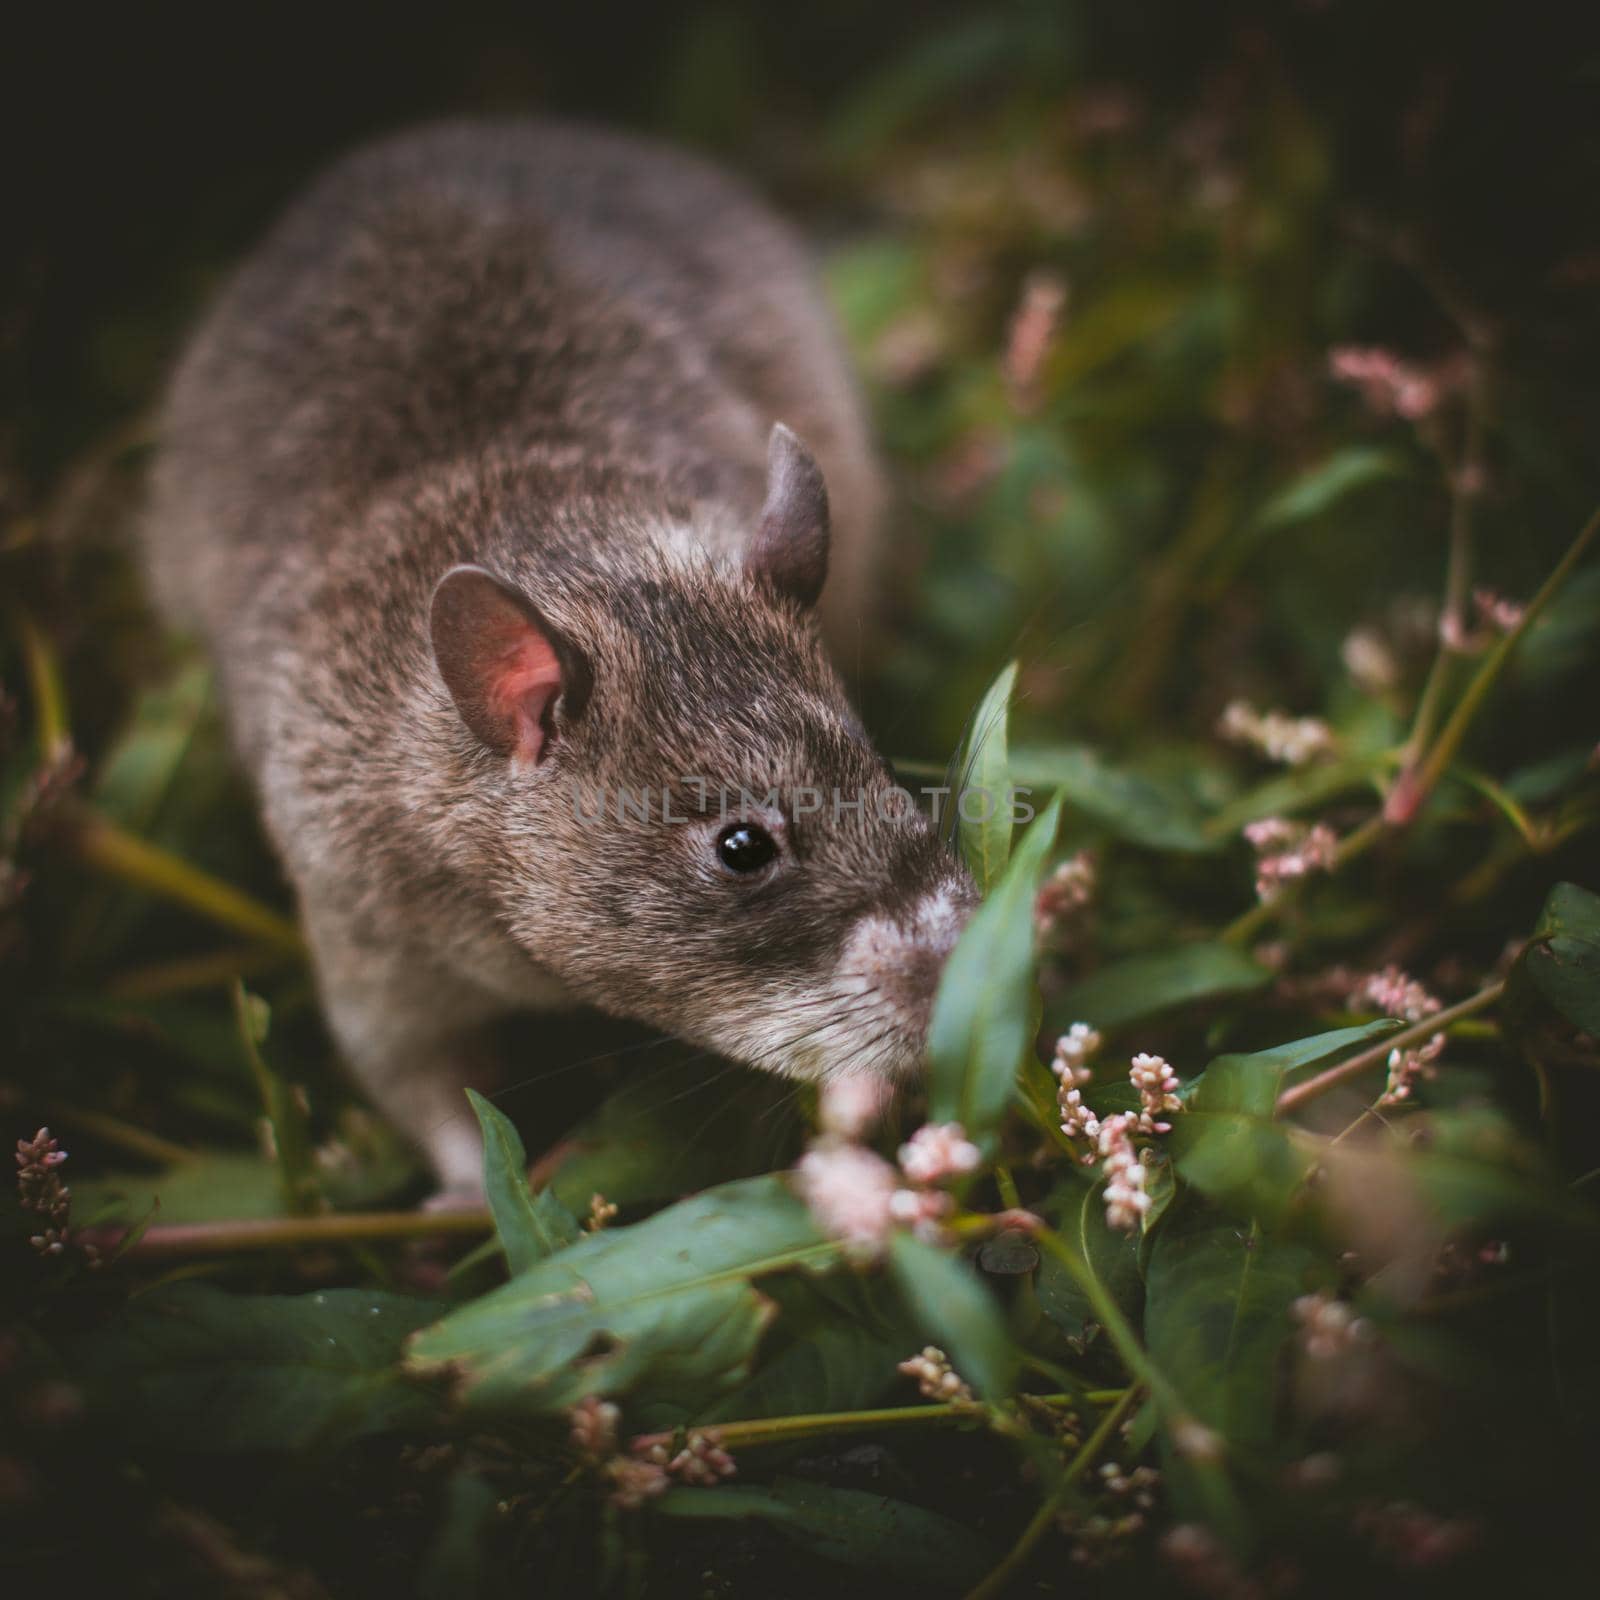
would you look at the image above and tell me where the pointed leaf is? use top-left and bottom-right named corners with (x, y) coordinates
top-left (1145, 1201), bottom-right (1312, 1520)
top-left (406, 1176), bottom-right (834, 1416)
top-left (466, 1089), bottom-right (579, 1274)
top-left (927, 795), bottom-right (1062, 1143)
top-left (1053, 944), bottom-right (1270, 1033)
top-left (955, 660), bottom-right (1018, 892)
top-left (887, 1230), bottom-right (1016, 1399)
top-left (1036, 1179), bottom-right (1143, 1344)
top-left (1515, 881), bottom-right (1600, 1035)
top-left (658, 1476), bottom-right (990, 1588)
top-left (72, 1282), bottom-right (440, 1453)
top-left (1185, 1019), bottom-right (1404, 1117)
top-left (1011, 743), bottom-right (1216, 852)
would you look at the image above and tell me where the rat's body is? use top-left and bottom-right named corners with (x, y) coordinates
top-left (145, 120), bottom-right (974, 1196)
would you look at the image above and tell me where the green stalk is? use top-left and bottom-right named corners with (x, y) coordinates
top-left (63, 805), bottom-right (305, 954)
top-left (84, 1208), bottom-right (492, 1259)
top-left (6, 1093), bottom-right (196, 1167)
top-left (1387, 501), bottom-right (1600, 827)
top-left (13, 608), bottom-right (71, 759)
top-left (630, 1391), bottom-right (1128, 1455)
top-left (107, 944), bottom-right (296, 999)
top-left (1274, 979), bottom-right (1504, 1116)
top-left (963, 1385), bottom-right (1142, 1600)
top-left (1220, 813), bottom-right (1387, 947)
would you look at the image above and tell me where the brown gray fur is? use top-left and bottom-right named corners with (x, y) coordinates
top-left (143, 119), bottom-right (976, 1197)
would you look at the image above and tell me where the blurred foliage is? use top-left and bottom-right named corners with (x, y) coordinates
top-left (4, 3), bottom-right (1600, 1597)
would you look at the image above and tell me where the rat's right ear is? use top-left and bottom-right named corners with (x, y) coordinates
top-left (429, 565), bottom-right (591, 765)
top-left (747, 423), bottom-right (830, 608)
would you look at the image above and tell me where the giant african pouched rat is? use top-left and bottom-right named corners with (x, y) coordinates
top-left (143, 119), bottom-right (977, 1199)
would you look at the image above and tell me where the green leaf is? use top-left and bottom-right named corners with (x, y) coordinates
top-left (406, 1175), bottom-right (833, 1416)
top-left (886, 1230), bottom-right (1016, 1399)
top-left (466, 1089), bottom-right (579, 1274)
top-left (1515, 881), bottom-right (1600, 1035)
top-left (418, 1471), bottom-right (499, 1600)
top-left (658, 1476), bottom-right (990, 1589)
top-left (698, 1274), bottom-right (912, 1425)
top-left (1053, 944), bottom-right (1270, 1033)
top-left (1144, 1201), bottom-right (1313, 1492)
top-left (1011, 744), bottom-right (1217, 852)
top-left (231, 981), bottom-right (321, 1217)
top-left (1035, 1179), bottom-right (1143, 1345)
top-left (1253, 447), bottom-right (1405, 532)
top-left (927, 794), bottom-right (1063, 1143)
top-left (72, 1282), bottom-right (440, 1453)
top-left (955, 660), bottom-right (1018, 892)
top-left (74, 1150), bottom-right (288, 1224)
top-left (1185, 1019), bottom-right (1404, 1117)
top-left (1172, 1024), bottom-right (1400, 1221)
top-left (92, 662), bottom-right (214, 832)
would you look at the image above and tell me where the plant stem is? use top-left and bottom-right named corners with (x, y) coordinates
top-left (84, 1208), bottom-right (492, 1260)
top-left (61, 804), bottom-right (305, 954)
top-left (13, 608), bottom-right (71, 760)
top-left (630, 1391), bottom-right (1128, 1456)
top-left (964, 1386), bottom-right (1142, 1600)
top-left (107, 944), bottom-right (296, 999)
top-left (1275, 980), bottom-right (1505, 1116)
top-left (15, 1095), bottom-right (196, 1166)
top-left (1388, 500), bottom-right (1600, 827)
top-left (1221, 812), bottom-right (1388, 946)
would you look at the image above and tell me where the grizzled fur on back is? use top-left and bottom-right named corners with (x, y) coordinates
top-left (143, 119), bottom-right (972, 1196)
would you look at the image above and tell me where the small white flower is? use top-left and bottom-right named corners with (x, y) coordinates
top-left (897, 1345), bottom-right (975, 1404)
top-left (1220, 702), bottom-right (1336, 767)
top-left (795, 1140), bottom-right (900, 1259)
top-left (568, 1394), bottom-right (620, 1462)
top-left (1128, 1052), bottom-right (1181, 1135)
top-left (897, 1122), bottom-right (982, 1185)
top-left (1051, 1022), bottom-right (1103, 1085)
top-left (1293, 1291), bottom-right (1375, 1359)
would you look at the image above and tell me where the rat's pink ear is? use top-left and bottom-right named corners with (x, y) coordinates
top-left (747, 423), bottom-right (830, 608)
top-left (429, 565), bottom-right (590, 764)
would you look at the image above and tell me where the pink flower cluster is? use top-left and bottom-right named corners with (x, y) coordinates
top-left (1355, 1500), bottom-right (1479, 1570)
top-left (1358, 965), bottom-right (1441, 1023)
top-left (568, 1396), bottom-right (738, 1507)
top-left (1052, 1041), bottom-right (1182, 1232)
top-left (898, 1345), bottom-right (975, 1404)
top-left (1004, 269), bottom-right (1069, 412)
top-left (1096, 1115), bottom-right (1151, 1231)
top-left (634, 1428), bottom-right (736, 1487)
top-left (1357, 966), bottom-right (1446, 1105)
top-left (1036, 851), bottom-right (1096, 939)
top-left (1328, 345), bottom-right (1444, 421)
top-left (1129, 1052), bottom-right (1181, 1135)
top-left (1439, 587), bottom-right (1527, 653)
top-left (1292, 1291), bottom-right (1375, 1360)
top-left (1219, 701), bottom-right (1336, 767)
top-left (1244, 817), bottom-right (1339, 902)
top-left (1051, 1021), bottom-right (1102, 1086)
top-left (16, 1128), bottom-right (84, 1261)
top-left (795, 1117), bottom-right (982, 1260)
top-left (897, 1123), bottom-right (981, 1185)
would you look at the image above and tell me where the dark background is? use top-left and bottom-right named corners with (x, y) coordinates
top-left (7, 0), bottom-right (1598, 486)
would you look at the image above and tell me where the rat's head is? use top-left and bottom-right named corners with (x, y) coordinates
top-left (429, 425), bottom-right (977, 1085)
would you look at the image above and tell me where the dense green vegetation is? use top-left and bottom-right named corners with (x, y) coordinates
top-left (5, 5), bottom-right (1599, 1595)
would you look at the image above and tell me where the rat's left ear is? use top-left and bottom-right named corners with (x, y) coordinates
top-left (429, 565), bottom-right (592, 765)
top-left (747, 423), bottom-right (830, 608)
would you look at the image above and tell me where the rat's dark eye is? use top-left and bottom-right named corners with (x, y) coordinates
top-left (716, 823), bottom-right (778, 875)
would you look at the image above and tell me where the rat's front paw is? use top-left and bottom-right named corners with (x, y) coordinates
top-left (421, 1183), bottom-right (488, 1214)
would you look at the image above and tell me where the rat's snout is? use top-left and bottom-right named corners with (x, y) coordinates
top-left (824, 870), bottom-right (979, 1079)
